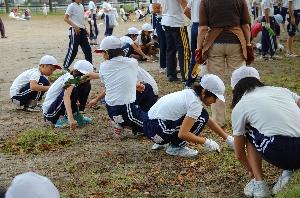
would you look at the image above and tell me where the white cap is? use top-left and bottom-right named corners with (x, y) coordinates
top-left (73, 60), bottom-right (93, 74)
top-left (5, 172), bottom-right (60, 198)
top-left (142, 23), bottom-right (154, 32)
top-left (231, 65), bottom-right (260, 89)
top-left (274, 14), bottom-right (283, 24)
top-left (95, 36), bottom-right (122, 53)
top-left (39, 55), bottom-right (61, 69)
top-left (128, 27), bottom-right (139, 35)
top-left (200, 74), bottom-right (225, 102)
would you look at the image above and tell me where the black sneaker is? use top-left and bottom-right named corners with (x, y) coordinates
top-left (168, 76), bottom-right (179, 82)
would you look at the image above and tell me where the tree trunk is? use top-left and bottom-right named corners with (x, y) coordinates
top-left (49, 0), bottom-right (53, 12)
top-left (4, 0), bottom-right (9, 13)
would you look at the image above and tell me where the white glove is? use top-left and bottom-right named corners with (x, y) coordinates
top-left (203, 139), bottom-right (220, 152)
top-left (226, 135), bottom-right (235, 150)
top-left (265, 23), bottom-right (270, 28)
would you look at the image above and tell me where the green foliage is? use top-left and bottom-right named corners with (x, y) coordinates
top-left (0, 128), bottom-right (72, 154)
top-left (49, 70), bottom-right (65, 82)
top-left (276, 170), bottom-right (300, 198)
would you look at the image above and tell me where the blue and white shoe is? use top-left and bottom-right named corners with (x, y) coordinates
top-left (166, 144), bottom-right (198, 157)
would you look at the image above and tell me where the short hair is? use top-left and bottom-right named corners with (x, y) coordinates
top-left (231, 77), bottom-right (265, 108)
top-left (106, 48), bottom-right (125, 59)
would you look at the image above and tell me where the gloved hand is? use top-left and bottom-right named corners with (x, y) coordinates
top-left (203, 139), bottom-right (220, 152)
top-left (226, 135), bottom-right (234, 150)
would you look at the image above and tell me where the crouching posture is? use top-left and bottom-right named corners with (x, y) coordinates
top-left (10, 55), bottom-right (61, 111)
top-left (231, 66), bottom-right (300, 197)
top-left (143, 74), bottom-right (234, 157)
top-left (43, 60), bottom-right (94, 130)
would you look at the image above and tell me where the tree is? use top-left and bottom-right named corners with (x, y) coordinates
top-left (4, 0), bottom-right (9, 13)
top-left (49, 0), bottom-right (53, 12)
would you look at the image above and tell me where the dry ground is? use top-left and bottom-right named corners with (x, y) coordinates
top-left (0, 15), bottom-right (299, 198)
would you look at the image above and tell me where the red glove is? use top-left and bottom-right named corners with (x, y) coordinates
top-left (246, 45), bottom-right (254, 65)
top-left (195, 48), bottom-right (203, 64)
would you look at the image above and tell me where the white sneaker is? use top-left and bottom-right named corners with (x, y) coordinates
top-left (253, 180), bottom-right (271, 198)
top-left (159, 68), bottom-right (166, 74)
top-left (166, 145), bottom-right (198, 157)
top-left (226, 135), bottom-right (234, 150)
top-left (244, 179), bottom-right (255, 197)
top-left (111, 121), bottom-right (124, 138)
top-left (11, 99), bottom-right (23, 110)
top-left (272, 170), bottom-right (293, 195)
top-left (151, 143), bottom-right (168, 150)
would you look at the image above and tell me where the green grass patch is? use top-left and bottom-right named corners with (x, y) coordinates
top-left (0, 128), bottom-right (72, 154)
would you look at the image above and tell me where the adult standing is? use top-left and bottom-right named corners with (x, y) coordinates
top-left (185, 0), bottom-right (201, 87)
top-left (196, 0), bottom-right (252, 126)
top-left (286, 0), bottom-right (300, 57)
top-left (88, 0), bottom-right (98, 45)
top-left (160, 0), bottom-right (191, 82)
top-left (102, 0), bottom-right (114, 36)
top-left (63, 0), bottom-right (92, 70)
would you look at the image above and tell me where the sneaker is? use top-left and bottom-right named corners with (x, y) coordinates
top-left (226, 135), bottom-right (235, 150)
top-left (165, 144), bottom-right (198, 157)
top-left (111, 121), bottom-right (124, 138)
top-left (24, 103), bottom-right (42, 112)
top-left (285, 52), bottom-right (299, 57)
top-left (151, 143), bottom-right (168, 150)
top-left (11, 99), bottom-right (23, 110)
top-left (258, 55), bottom-right (269, 61)
top-left (253, 180), bottom-right (271, 198)
top-left (272, 170), bottom-right (293, 195)
top-left (270, 55), bottom-right (283, 60)
top-left (159, 68), bottom-right (166, 74)
top-left (168, 76), bottom-right (179, 82)
top-left (244, 179), bottom-right (255, 197)
top-left (55, 116), bottom-right (69, 128)
top-left (74, 112), bottom-right (92, 127)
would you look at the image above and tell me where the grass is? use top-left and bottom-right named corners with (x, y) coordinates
top-left (0, 128), bottom-right (72, 154)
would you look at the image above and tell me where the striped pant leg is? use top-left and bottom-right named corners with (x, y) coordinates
top-left (63, 27), bottom-right (79, 69)
top-left (79, 29), bottom-right (93, 64)
top-left (177, 26), bottom-right (191, 81)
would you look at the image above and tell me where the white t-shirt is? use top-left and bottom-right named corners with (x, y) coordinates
top-left (120, 35), bottom-right (134, 47)
top-left (42, 73), bottom-right (73, 114)
top-left (120, 8), bottom-right (125, 15)
top-left (65, 2), bottom-right (85, 28)
top-left (148, 89), bottom-right (204, 121)
top-left (289, 0), bottom-right (300, 10)
top-left (261, 0), bottom-right (274, 16)
top-left (161, 0), bottom-right (185, 27)
top-left (99, 56), bottom-right (138, 106)
top-left (137, 67), bottom-right (159, 95)
top-left (88, 1), bottom-right (96, 14)
top-left (102, 1), bottom-right (112, 14)
top-left (232, 86), bottom-right (300, 137)
top-left (10, 67), bottom-right (42, 98)
top-left (187, 0), bottom-right (201, 23)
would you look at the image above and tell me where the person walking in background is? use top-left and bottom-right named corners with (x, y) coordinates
top-left (286, 0), bottom-right (300, 57)
top-left (184, 0), bottom-right (201, 88)
top-left (88, 0), bottom-right (98, 45)
top-left (196, 0), bottom-right (252, 127)
top-left (42, 4), bottom-right (48, 17)
top-left (102, 0), bottom-right (115, 36)
top-left (0, 17), bottom-right (7, 38)
top-left (161, 0), bottom-right (191, 82)
top-left (63, 0), bottom-right (92, 70)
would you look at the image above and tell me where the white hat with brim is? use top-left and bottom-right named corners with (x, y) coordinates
top-left (128, 27), bottom-right (139, 35)
top-left (231, 65), bottom-right (260, 89)
top-left (200, 74), bottom-right (225, 102)
top-left (5, 172), bottom-right (60, 198)
top-left (73, 60), bottom-right (94, 74)
top-left (142, 23), bottom-right (154, 32)
top-left (95, 36), bottom-right (122, 53)
top-left (39, 55), bottom-right (61, 69)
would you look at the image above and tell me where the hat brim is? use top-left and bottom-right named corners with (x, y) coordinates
top-left (94, 49), bottom-right (105, 53)
top-left (52, 64), bottom-right (62, 70)
top-left (215, 94), bottom-right (225, 102)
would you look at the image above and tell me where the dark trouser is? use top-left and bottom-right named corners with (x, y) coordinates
top-left (143, 109), bottom-right (209, 147)
top-left (0, 17), bottom-right (5, 37)
top-left (88, 14), bottom-right (98, 40)
top-left (136, 83), bottom-right (158, 112)
top-left (186, 22), bottom-right (199, 87)
top-left (261, 16), bottom-right (277, 56)
top-left (252, 6), bottom-right (259, 19)
top-left (11, 76), bottom-right (49, 106)
top-left (63, 27), bottom-right (92, 69)
top-left (152, 13), bottom-right (157, 30)
top-left (106, 102), bottom-right (146, 133)
top-left (76, 81), bottom-right (91, 112)
top-left (273, 6), bottom-right (280, 15)
top-left (245, 124), bottom-right (300, 170)
top-left (156, 17), bottom-right (166, 69)
top-left (164, 25), bottom-right (190, 81)
top-left (105, 15), bottom-right (113, 36)
top-left (281, 7), bottom-right (288, 23)
top-left (287, 9), bottom-right (300, 37)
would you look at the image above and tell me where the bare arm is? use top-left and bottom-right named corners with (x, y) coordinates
top-left (178, 116), bottom-right (207, 144)
top-left (206, 118), bottom-right (228, 140)
top-left (289, 0), bottom-right (295, 24)
top-left (241, 24), bottom-right (251, 45)
top-left (132, 43), bottom-right (148, 58)
top-left (88, 88), bottom-right (106, 107)
top-left (30, 80), bottom-right (50, 92)
top-left (297, 99), bottom-right (300, 108)
top-left (234, 135), bottom-right (253, 175)
top-left (63, 86), bottom-right (77, 131)
top-left (64, 14), bottom-right (80, 34)
top-left (264, 8), bottom-right (270, 24)
top-left (197, 26), bottom-right (208, 49)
